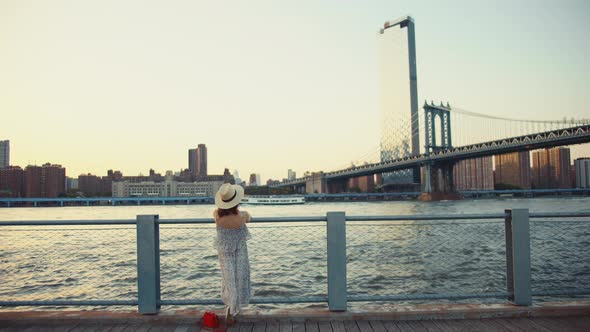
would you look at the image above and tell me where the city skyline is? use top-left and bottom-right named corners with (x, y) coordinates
top-left (2, 144), bottom-right (590, 199)
top-left (1, 1), bottom-right (590, 180)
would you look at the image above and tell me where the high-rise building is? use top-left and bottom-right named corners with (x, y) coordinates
top-left (549, 147), bottom-right (571, 189)
top-left (188, 148), bottom-right (197, 176)
top-left (453, 157), bottom-right (494, 190)
top-left (575, 158), bottom-right (590, 188)
top-left (189, 144), bottom-right (208, 178)
top-left (494, 151), bottom-right (531, 189)
top-left (233, 170), bottom-right (242, 185)
top-left (79, 174), bottom-right (102, 196)
top-left (197, 144), bottom-right (207, 177)
top-left (0, 140), bottom-right (9, 169)
top-left (532, 147), bottom-right (571, 189)
top-left (0, 166), bottom-right (24, 197)
top-left (249, 173), bottom-right (259, 186)
top-left (41, 163), bottom-right (66, 198)
top-left (23, 164), bottom-right (66, 198)
top-left (24, 165), bottom-right (42, 198)
top-left (66, 177), bottom-right (79, 191)
top-left (222, 168), bottom-right (235, 184)
top-left (288, 169), bottom-right (296, 181)
top-left (531, 150), bottom-right (550, 189)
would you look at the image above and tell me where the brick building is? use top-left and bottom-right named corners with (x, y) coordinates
top-left (453, 157), bottom-right (494, 190)
top-left (532, 147), bottom-right (571, 189)
top-left (494, 151), bottom-right (531, 189)
top-left (0, 166), bottom-right (24, 197)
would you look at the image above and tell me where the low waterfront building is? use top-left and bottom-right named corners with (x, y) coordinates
top-left (113, 181), bottom-right (166, 197)
top-left (112, 179), bottom-right (223, 197)
top-left (175, 181), bottom-right (222, 196)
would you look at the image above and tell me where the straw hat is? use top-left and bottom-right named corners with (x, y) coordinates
top-left (215, 183), bottom-right (244, 209)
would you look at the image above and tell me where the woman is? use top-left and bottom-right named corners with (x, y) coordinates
top-left (213, 183), bottom-right (251, 325)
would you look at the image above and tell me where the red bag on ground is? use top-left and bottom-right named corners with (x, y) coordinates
top-left (200, 311), bottom-right (226, 332)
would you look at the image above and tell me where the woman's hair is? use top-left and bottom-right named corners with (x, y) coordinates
top-left (217, 205), bottom-right (239, 218)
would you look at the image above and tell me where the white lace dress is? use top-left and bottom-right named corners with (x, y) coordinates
top-left (214, 211), bottom-right (251, 316)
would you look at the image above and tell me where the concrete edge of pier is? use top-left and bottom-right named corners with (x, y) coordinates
top-left (1, 301), bottom-right (590, 324)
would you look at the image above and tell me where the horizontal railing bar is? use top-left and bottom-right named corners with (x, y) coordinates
top-left (532, 289), bottom-right (590, 296)
top-left (531, 220), bottom-right (590, 223)
top-left (529, 212), bottom-right (590, 218)
top-left (0, 227), bottom-right (137, 232)
top-left (348, 292), bottom-right (510, 302)
top-left (159, 299), bottom-right (223, 305)
top-left (158, 216), bottom-right (327, 224)
top-left (347, 221), bottom-right (505, 227)
top-left (160, 296), bottom-right (327, 305)
top-left (0, 300), bottom-right (138, 306)
top-left (346, 214), bottom-right (505, 221)
top-left (0, 220), bottom-right (136, 226)
top-left (2, 211), bottom-right (588, 226)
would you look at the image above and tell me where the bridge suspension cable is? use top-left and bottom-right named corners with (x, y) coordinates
top-left (450, 107), bottom-right (590, 125)
top-left (325, 104), bottom-right (589, 177)
top-left (444, 105), bottom-right (590, 148)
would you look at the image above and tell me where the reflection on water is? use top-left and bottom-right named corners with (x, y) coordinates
top-left (0, 197), bottom-right (589, 311)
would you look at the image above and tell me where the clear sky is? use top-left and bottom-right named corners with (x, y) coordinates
top-left (1, 0), bottom-right (589, 181)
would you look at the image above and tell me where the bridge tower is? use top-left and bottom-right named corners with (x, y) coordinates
top-left (421, 102), bottom-right (460, 200)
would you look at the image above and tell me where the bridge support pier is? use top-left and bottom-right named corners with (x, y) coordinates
top-left (306, 172), bottom-right (327, 194)
top-left (328, 179), bottom-right (348, 194)
top-left (419, 162), bottom-right (461, 201)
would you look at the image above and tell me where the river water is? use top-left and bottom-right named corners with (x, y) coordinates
top-left (1, 196), bottom-right (589, 312)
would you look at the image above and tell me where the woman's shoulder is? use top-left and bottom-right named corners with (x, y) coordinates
top-left (240, 210), bottom-right (251, 222)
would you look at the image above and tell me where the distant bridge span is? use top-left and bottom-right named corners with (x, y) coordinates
top-left (271, 124), bottom-right (590, 188)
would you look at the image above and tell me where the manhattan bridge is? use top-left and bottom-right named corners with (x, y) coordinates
top-left (272, 16), bottom-right (590, 199)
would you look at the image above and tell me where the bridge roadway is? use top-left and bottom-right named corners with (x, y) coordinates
top-left (272, 124), bottom-right (590, 187)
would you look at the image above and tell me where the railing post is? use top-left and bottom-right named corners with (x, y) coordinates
top-left (136, 214), bottom-right (161, 314)
top-left (504, 209), bottom-right (532, 306)
top-left (327, 211), bottom-right (347, 311)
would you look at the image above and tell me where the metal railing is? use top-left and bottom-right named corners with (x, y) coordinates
top-left (0, 209), bottom-right (589, 313)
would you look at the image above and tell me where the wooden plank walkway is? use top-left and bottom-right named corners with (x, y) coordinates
top-left (2, 316), bottom-right (590, 332)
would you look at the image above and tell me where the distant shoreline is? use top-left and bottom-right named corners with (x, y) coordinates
top-left (1, 189), bottom-right (589, 208)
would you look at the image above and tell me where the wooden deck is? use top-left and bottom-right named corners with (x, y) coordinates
top-left (2, 302), bottom-right (590, 332)
top-left (1, 316), bottom-right (590, 332)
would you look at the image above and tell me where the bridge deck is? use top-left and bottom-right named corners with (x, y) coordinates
top-left (2, 316), bottom-right (590, 332)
